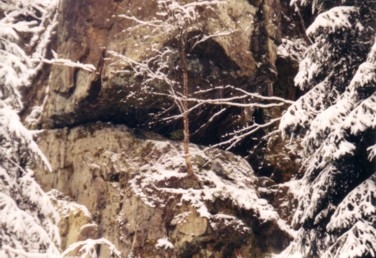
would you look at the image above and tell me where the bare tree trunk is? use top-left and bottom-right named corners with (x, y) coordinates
top-left (179, 30), bottom-right (194, 177)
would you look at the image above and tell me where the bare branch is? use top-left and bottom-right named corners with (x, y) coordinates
top-left (191, 29), bottom-right (239, 50)
top-left (108, 50), bottom-right (177, 87)
top-left (191, 107), bottom-right (228, 135)
top-left (184, 97), bottom-right (288, 109)
top-left (194, 85), bottom-right (294, 104)
top-left (117, 14), bottom-right (164, 27)
top-left (157, 92), bottom-right (291, 109)
top-left (211, 118), bottom-right (281, 150)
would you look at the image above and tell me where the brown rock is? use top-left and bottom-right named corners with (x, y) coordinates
top-left (48, 190), bottom-right (99, 250)
top-left (41, 0), bottom-right (283, 144)
top-left (34, 122), bottom-right (292, 257)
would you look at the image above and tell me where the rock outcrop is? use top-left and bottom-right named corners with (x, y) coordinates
top-left (18, 0), bottom-right (306, 256)
top-left (31, 0), bottom-right (306, 187)
top-left (48, 190), bottom-right (98, 251)
top-left (35, 122), bottom-right (292, 257)
top-left (41, 0), bottom-right (283, 143)
top-left (2, 0), bottom-right (308, 257)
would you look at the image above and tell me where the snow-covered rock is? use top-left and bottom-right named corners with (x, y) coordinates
top-left (34, 122), bottom-right (292, 257)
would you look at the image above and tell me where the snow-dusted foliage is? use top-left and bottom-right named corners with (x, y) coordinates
top-left (277, 38), bottom-right (307, 63)
top-left (0, 0), bottom-right (58, 111)
top-left (0, 163), bottom-right (60, 257)
top-left (290, 0), bottom-right (356, 14)
top-left (0, 0), bottom-right (61, 256)
top-left (62, 238), bottom-right (121, 258)
top-left (279, 1), bottom-right (376, 257)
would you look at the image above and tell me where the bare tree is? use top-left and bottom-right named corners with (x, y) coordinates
top-left (109, 0), bottom-right (292, 176)
top-left (178, 24), bottom-right (194, 176)
top-left (109, 0), bottom-right (229, 177)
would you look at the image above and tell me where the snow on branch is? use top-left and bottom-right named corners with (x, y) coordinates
top-left (0, 0), bottom-right (58, 110)
top-left (190, 29), bottom-right (239, 50)
top-left (293, 7), bottom-right (370, 91)
top-left (33, 55), bottom-right (97, 73)
top-left (0, 165), bottom-right (60, 256)
top-left (279, 2), bottom-right (376, 257)
top-left (193, 85), bottom-right (294, 104)
top-left (343, 93), bottom-right (376, 135)
top-left (291, 164), bottom-right (338, 226)
top-left (211, 118), bottom-right (281, 150)
top-left (117, 14), bottom-right (163, 27)
top-left (155, 91), bottom-right (291, 109)
top-left (118, 0), bottom-right (225, 30)
top-left (325, 220), bottom-right (376, 258)
top-left (327, 173), bottom-right (376, 233)
top-left (108, 49), bottom-right (176, 87)
top-left (147, 83), bottom-right (291, 149)
top-left (301, 83), bottom-right (361, 150)
top-left (2, 245), bottom-right (57, 258)
top-left (157, 0), bottom-right (226, 25)
top-left (277, 38), bottom-right (307, 62)
top-left (306, 7), bottom-right (359, 37)
top-left (62, 238), bottom-right (121, 258)
top-left (279, 80), bottom-right (336, 138)
top-left (368, 144), bottom-right (376, 161)
top-left (296, 47), bottom-right (376, 153)
top-left (0, 106), bottom-right (52, 171)
top-left (0, 1), bottom-right (63, 255)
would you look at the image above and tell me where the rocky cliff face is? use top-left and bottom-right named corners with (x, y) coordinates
top-left (6, 0), bottom-right (374, 257)
top-left (28, 0), bottom-right (305, 179)
top-left (20, 0), bottom-right (305, 257)
top-left (35, 123), bottom-right (292, 257)
top-left (41, 0), bottom-right (286, 140)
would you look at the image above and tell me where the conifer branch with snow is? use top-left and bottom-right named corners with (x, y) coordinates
top-left (278, 1), bottom-right (376, 257)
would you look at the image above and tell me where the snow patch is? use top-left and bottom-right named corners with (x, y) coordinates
top-left (306, 7), bottom-right (358, 37)
top-left (128, 139), bottom-right (292, 240)
top-left (155, 236), bottom-right (174, 250)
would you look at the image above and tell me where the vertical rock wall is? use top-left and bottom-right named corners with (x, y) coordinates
top-left (41, 0), bottom-right (284, 131)
top-left (26, 0), bottom-right (306, 256)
